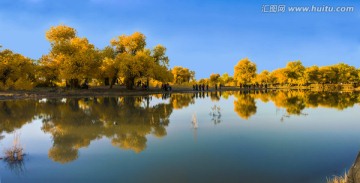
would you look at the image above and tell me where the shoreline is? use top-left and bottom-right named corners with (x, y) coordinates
top-left (0, 86), bottom-right (244, 101)
top-left (0, 86), bottom-right (359, 101)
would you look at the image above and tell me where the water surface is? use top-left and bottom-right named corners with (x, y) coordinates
top-left (0, 90), bottom-right (359, 183)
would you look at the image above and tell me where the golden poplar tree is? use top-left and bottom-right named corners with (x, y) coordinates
top-left (43, 25), bottom-right (100, 88)
top-left (234, 58), bottom-right (257, 86)
top-left (0, 49), bottom-right (35, 90)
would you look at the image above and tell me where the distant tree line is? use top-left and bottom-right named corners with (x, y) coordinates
top-left (2, 26), bottom-right (360, 90)
top-left (197, 58), bottom-right (360, 88)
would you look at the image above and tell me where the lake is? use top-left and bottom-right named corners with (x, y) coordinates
top-left (0, 90), bottom-right (359, 183)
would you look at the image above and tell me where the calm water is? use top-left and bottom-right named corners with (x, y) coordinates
top-left (0, 91), bottom-right (359, 183)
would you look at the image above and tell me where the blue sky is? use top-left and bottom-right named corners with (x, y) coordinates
top-left (0, 0), bottom-right (359, 79)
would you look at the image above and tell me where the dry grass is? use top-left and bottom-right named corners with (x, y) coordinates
top-left (3, 132), bottom-right (24, 162)
top-left (192, 113), bottom-right (198, 129)
top-left (326, 172), bottom-right (348, 183)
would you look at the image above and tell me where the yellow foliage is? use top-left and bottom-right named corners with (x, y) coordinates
top-left (172, 66), bottom-right (195, 84)
top-left (44, 25), bottom-right (100, 86)
top-left (46, 24), bottom-right (76, 43)
top-left (255, 70), bottom-right (270, 84)
top-left (0, 82), bottom-right (4, 90)
top-left (152, 44), bottom-right (169, 66)
top-left (209, 73), bottom-right (220, 85)
top-left (0, 49), bottom-right (35, 90)
top-left (234, 58), bottom-right (257, 85)
top-left (111, 32), bottom-right (146, 55)
top-left (14, 78), bottom-right (34, 90)
top-left (271, 68), bottom-right (288, 85)
top-left (5, 79), bottom-right (14, 90)
top-left (219, 72), bottom-right (234, 86)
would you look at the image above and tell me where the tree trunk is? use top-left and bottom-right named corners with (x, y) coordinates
top-left (146, 77), bottom-right (150, 90)
top-left (125, 77), bottom-right (135, 90)
top-left (109, 77), bottom-right (117, 89)
top-left (104, 78), bottom-right (110, 86)
top-left (68, 79), bottom-right (80, 89)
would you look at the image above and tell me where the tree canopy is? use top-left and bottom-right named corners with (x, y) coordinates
top-left (0, 49), bottom-right (35, 90)
top-left (234, 58), bottom-right (257, 85)
top-left (41, 25), bottom-right (100, 88)
top-left (171, 66), bottom-right (195, 84)
top-left (231, 59), bottom-right (359, 87)
top-left (107, 32), bottom-right (173, 89)
top-left (1, 24), bottom-right (360, 91)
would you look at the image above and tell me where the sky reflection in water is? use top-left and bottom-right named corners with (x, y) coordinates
top-left (0, 90), bottom-right (359, 183)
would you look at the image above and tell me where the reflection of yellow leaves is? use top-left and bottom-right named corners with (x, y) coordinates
top-left (269, 91), bottom-right (305, 115)
top-left (210, 92), bottom-right (221, 102)
top-left (3, 91), bottom-right (360, 164)
top-left (48, 146), bottom-right (78, 164)
top-left (0, 100), bottom-right (36, 133)
top-left (221, 92), bottom-right (230, 99)
top-left (171, 94), bottom-right (194, 109)
top-left (172, 99), bottom-right (180, 109)
top-left (111, 134), bottom-right (147, 153)
top-left (152, 126), bottom-right (167, 138)
top-left (233, 94), bottom-right (257, 120)
top-left (78, 100), bottom-right (90, 111)
top-left (35, 97), bottom-right (172, 163)
top-left (153, 94), bottom-right (163, 99)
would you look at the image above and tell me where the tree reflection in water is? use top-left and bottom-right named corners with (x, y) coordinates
top-left (233, 90), bottom-right (360, 120)
top-left (234, 91), bottom-right (257, 120)
top-left (0, 91), bottom-right (359, 163)
top-left (0, 100), bottom-right (36, 134)
top-left (37, 96), bottom-right (173, 163)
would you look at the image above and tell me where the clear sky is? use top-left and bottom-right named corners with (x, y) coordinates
top-left (0, 0), bottom-right (359, 79)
